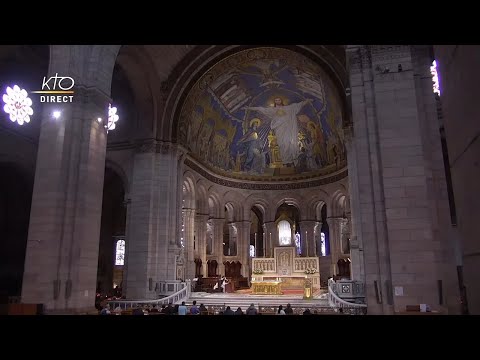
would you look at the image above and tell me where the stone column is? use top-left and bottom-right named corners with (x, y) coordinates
top-left (195, 214), bottom-right (208, 277)
top-left (299, 221), bottom-right (316, 257)
top-left (228, 223), bottom-right (238, 256)
top-left (183, 208), bottom-right (196, 279)
top-left (262, 222), bottom-right (277, 258)
top-left (326, 217), bottom-right (342, 275)
top-left (237, 221), bottom-right (252, 277)
top-left (22, 87), bottom-right (109, 313)
top-left (211, 218), bottom-right (225, 276)
top-left (124, 141), bottom-right (184, 299)
top-left (347, 45), bottom-right (460, 314)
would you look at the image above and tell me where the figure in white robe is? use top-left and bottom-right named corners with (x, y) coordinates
top-left (244, 97), bottom-right (312, 164)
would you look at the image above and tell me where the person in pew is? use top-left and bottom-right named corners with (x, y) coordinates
top-left (199, 303), bottom-right (208, 315)
top-left (284, 303), bottom-right (293, 315)
top-left (246, 303), bottom-right (258, 315)
top-left (190, 300), bottom-right (200, 315)
top-left (223, 306), bottom-right (235, 315)
top-left (235, 307), bottom-right (244, 315)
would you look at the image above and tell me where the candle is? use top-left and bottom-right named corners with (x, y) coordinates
top-left (269, 232), bottom-right (272, 258)
top-left (306, 230), bottom-right (308, 257)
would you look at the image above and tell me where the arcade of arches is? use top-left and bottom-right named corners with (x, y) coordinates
top-left (0, 44), bottom-right (478, 315)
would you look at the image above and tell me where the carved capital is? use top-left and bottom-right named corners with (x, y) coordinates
top-left (135, 140), bottom-right (157, 153)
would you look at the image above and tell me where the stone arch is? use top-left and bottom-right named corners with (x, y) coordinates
top-left (195, 180), bottom-right (209, 215)
top-left (243, 194), bottom-right (271, 222)
top-left (110, 45), bottom-right (162, 140)
top-left (105, 159), bottom-right (130, 195)
top-left (182, 171), bottom-right (196, 210)
top-left (305, 191), bottom-right (330, 221)
top-left (86, 45), bottom-right (122, 95)
top-left (223, 190), bottom-right (245, 221)
top-left (207, 190), bottom-right (222, 219)
top-left (329, 189), bottom-right (347, 217)
top-left (271, 193), bottom-right (305, 220)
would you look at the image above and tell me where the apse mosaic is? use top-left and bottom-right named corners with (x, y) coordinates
top-left (179, 47), bottom-right (346, 180)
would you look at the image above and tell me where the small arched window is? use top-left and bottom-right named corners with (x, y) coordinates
top-left (278, 220), bottom-right (292, 246)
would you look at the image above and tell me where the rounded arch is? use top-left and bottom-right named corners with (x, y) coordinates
top-left (86, 45), bottom-right (121, 95)
top-left (195, 179), bottom-right (209, 215)
top-left (243, 194), bottom-right (271, 222)
top-left (329, 189), bottom-right (347, 217)
top-left (271, 193), bottom-right (305, 220)
top-left (110, 45), bottom-right (162, 142)
top-left (223, 190), bottom-right (245, 221)
top-left (182, 171), bottom-right (197, 210)
top-left (163, 45), bottom-right (348, 143)
top-left (207, 191), bottom-right (222, 219)
top-left (305, 190), bottom-right (329, 221)
top-left (105, 159), bottom-right (130, 194)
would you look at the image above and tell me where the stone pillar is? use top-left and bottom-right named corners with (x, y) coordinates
top-left (124, 141), bottom-right (184, 299)
top-left (299, 221), bottom-right (316, 257)
top-left (195, 214), bottom-right (208, 277)
top-left (348, 45), bottom-right (459, 314)
top-left (183, 208), bottom-right (195, 279)
top-left (326, 217), bottom-right (342, 275)
top-left (211, 218), bottom-right (225, 276)
top-left (237, 221), bottom-right (252, 277)
top-left (21, 87), bottom-right (109, 313)
top-left (262, 222), bottom-right (277, 258)
top-left (228, 223), bottom-right (238, 256)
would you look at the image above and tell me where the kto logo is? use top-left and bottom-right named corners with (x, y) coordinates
top-left (31, 73), bottom-right (75, 103)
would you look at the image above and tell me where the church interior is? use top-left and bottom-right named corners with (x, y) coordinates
top-left (0, 45), bottom-right (478, 315)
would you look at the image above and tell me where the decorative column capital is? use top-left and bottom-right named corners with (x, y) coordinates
top-left (183, 208), bottom-right (196, 217)
top-left (236, 220), bottom-right (251, 231)
top-left (299, 220), bottom-right (317, 227)
top-left (263, 221), bottom-right (276, 231)
top-left (209, 218), bottom-right (225, 227)
top-left (195, 213), bottom-right (209, 223)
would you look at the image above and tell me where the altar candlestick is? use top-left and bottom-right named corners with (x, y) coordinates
top-left (306, 230), bottom-right (309, 257)
top-left (269, 232), bottom-right (272, 258)
top-left (254, 233), bottom-right (257, 257)
top-left (262, 232), bottom-right (265, 257)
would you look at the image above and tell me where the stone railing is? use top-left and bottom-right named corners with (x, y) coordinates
top-left (107, 280), bottom-right (191, 310)
top-left (156, 280), bottom-right (188, 296)
top-left (328, 278), bottom-right (367, 315)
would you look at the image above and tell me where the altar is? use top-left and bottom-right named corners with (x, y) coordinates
top-left (251, 280), bottom-right (282, 295)
top-left (251, 247), bottom-right (321, 293)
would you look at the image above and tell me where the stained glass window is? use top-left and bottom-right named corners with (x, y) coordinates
top-left (295, 232), bottom-right (301, 255)
top-left (115, 239), bottom-right (125, 266)
top-left (320, 232), bottom-right (326, 256)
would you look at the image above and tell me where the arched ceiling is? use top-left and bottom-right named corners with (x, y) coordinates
top-left (178, 47), bottom-right (347, 183)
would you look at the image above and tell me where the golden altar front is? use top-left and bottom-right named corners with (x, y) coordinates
top-left (251, 281), bottom-right (282, 295)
